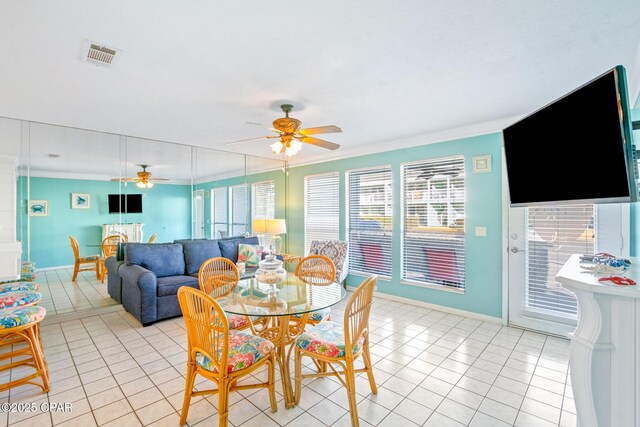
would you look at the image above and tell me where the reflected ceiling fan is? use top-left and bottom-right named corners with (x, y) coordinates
top-left (226, 104), bottom-right (342, 157)
top-left (110, 164), bottom-right (168, 189)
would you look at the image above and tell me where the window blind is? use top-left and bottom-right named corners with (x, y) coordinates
top-left (252, 180), bottom-right (275, 220)
top-left (525, 204), bottom-right (593, 317)
top-left (347, 166), bottom-right (392, 277)
top-left (304, 173), bottom-right (339, 254)
top-left (211, 187), bottom-right (227, 239)
top-left (402, 156), bottom-right (465, 289)
top-left (230, 184), bottom-right (248, 237)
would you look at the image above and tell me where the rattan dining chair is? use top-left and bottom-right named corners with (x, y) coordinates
top-left (294, 274), bottom-right (378, 427)
top-left (69, 236), bottom-right (101, 282)
top-left (148, 233), bottom-right (157, 243)
top-left (295, 255), bottom-right (336, 324)
top-left (99, 235), bottom-right (122, 283)
top-left (177, 287), bottom-right (277, 427)
top-left (198, 257), bottom-right (254, 331)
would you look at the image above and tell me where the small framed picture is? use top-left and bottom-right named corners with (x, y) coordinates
top-left (473, 155), bottom-right (492, 173)
top-left (29, 200), bottom-right (48, 217)
top-left (71, 193), bottom-right (91, 209)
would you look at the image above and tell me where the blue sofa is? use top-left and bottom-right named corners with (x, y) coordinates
top-left (117, 236), bottom-right (258, 326)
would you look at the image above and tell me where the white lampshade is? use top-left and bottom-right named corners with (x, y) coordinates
top-left (265, 219), bottom-right (287, 234)
top-left (252, 219), bottom-right (268, 234)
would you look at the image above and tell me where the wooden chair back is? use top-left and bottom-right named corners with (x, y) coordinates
top-left (295, 255), bottom-right (336, 285)
top-left (343, 274), bottom-right (377, 362)
top-left (101, 235), bottom-right (121, 258)
top-left (69, 236), bottom-right (80, 259)
top-left (148, 233), bottom-right (157, 243)
top-left (198, 257), bottom-right (239, 296)
top-left (177, 286), bottom-right (228, 376)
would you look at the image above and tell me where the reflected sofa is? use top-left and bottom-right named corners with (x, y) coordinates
top-left (116, 236), bottom-right (258, 326)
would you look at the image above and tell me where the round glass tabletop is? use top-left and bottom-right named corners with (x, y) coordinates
top-left (213, 274), bottom-right (346, 317)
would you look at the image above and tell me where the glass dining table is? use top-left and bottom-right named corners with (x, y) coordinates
top-left (211, 274), bottom-right (346, 408)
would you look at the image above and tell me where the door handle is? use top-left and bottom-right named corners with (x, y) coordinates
top-left (510, 247), bottom-right (524, 254)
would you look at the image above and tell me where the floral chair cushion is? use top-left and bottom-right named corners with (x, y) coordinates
top-left (309, 240), bottom-right (348, 283)
top-left (81, 255), bottom-right (100, 261)
top-left (295, 321), bottom-right (364, 358)
top-left (0, 282), bottom-right (39, 294)
top-left (195, 330), bottom-right (274, 373)
top-left (293, 307), bottom-right (331, 322)
top-left (238, 244), bottom-right (262, 267)
top-left (0, 292), bottom-right (41, 310)
top-left (228, 314), bottom-right (250, 329)
top-left (0, 305), bottom-right (46, 330)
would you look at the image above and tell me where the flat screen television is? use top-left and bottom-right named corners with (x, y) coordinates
top-left (108, 194), bottom-right (143, 214)
top-left (503, 65), bottom-right (637, 206)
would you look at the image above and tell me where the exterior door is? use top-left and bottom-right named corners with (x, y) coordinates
top-left (507, 203), bottom-right (628, 335)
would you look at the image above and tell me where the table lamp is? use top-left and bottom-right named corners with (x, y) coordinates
top-left (265, 219), bottom-right (287, 255)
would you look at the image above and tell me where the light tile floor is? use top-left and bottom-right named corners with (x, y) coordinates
top-left (37, 269), bottom-right (118, 315)
top-left (4, 281), bottom-right (576, 427)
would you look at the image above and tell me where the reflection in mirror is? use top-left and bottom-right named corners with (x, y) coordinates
top-left (0, 116), bottom-right (290, 320)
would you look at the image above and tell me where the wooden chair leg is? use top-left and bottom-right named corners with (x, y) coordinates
top-left (345, 366), bottom-right (360, 427)
top-left (268, 354), bottom-right (277, 412)
top-left (218, 379), bottom-right (229, 427)
top-left (179, 364), bottom-right (197, 426)
top-left (25, 325), bottom-right (49, 392)
top-left (294, 348), bottom-right (302, 405)
top-left (72, 261), bottom-right (79, 281)
top-left (362, 342), bottom-right (377, 394)
top-left (95, 261), bottom-right (101, 279)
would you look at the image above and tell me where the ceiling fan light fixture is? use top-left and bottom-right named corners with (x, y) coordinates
top-left (271, 140), bottom-right (284, 154)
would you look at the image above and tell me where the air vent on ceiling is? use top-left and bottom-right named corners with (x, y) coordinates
top-left (82, 40), bottom-right (120, 67)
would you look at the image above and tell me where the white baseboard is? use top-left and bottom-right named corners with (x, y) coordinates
top-left (36, 265), bottom-right (74, 271)
top-left (347, 285), bottom-right (502, 324)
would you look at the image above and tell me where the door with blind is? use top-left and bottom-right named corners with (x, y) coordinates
top-left (508, 203), bottom-right (628, 335)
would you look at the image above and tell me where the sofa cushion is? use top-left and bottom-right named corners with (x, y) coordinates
top-left (218, 237), bottom-right (259, 263)
top-left (126, 243), bottom-right (186, 278)
top-left (181, 240), bottom-right (223, 276)
top-left (156, 275), bottom-right (199, 297)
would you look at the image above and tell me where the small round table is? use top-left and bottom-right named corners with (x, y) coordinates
top-left (212, 275), bottom-right (346, 408)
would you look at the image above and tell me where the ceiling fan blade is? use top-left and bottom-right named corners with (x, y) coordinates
top-left (298, 136), bottom-right (341, 150)
top-left (247, 122), bottom-right (284, 134)
top-left (149, 178), bottom-right (170, 181)
top-left (110, 178), bottom-right (139, 182)
top-left (224, 136), bottom-right (275, 145)
top-left (298, 125), bottom-right (342, 135)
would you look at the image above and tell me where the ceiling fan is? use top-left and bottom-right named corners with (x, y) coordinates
top-left (227, 104), bottom-right (342, 157)
top-left (110, 164), bottom-right (168, 189)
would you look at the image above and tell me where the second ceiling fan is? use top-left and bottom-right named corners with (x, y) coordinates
top-left (228, 104), bottom-right (342, 157)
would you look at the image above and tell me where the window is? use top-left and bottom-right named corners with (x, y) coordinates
top-left (304, 173), bottom-right (339, 254)
top-left (252, 181), bottom-right (275, 220)
top-left (347, 166), bottom-right (392, 277)
top-left (230, 184), bottom-right (248, 236)
top-left (211, 187), bottom-right (227, 239)
top-left (402, 156), bottom-right (465, 289)
top-left (525, 204), bottom-right (594, 316)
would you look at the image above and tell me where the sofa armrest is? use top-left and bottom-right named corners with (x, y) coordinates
top-left (119, 264), bottom-right (158, 325)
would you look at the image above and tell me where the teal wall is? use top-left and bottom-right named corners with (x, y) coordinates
top-left (202, 133), bottom-right (504, 318)
top-left (19, 177), bottom-right (192, 268)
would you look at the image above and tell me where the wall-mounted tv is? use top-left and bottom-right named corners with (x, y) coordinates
top-left (503, 65), bottom-right (637, 207)
top-left (108, 194), bottom-right (143, 214)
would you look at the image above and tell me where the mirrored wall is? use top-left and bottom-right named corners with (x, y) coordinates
top-left (0, 116), bottom-right (285, 316)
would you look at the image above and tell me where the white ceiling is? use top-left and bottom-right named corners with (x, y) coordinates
top-left (1, 0), bottom-right (639, 169)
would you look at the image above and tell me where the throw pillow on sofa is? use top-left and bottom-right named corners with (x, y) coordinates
top-left (238, 244), bottom-right (262, 267)
top-left (218, 236), bottom-right (259, 262)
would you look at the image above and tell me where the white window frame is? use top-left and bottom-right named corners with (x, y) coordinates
top-left (211, 187), bottom-right (228, 239)
top-left (346, 165), bottom-right (393, 278)
top-left (251, 180), bottom-right (275, 221)
top-left (304, 172), bottom-right (340, 254)
top-left (229, 184), bottom-right (248, 237)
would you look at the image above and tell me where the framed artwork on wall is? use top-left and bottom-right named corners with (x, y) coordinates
top-left (71, 193), bottom-right (91, 209)
top-left (28, 200), bottom-right (48, 217)
top-left (472, 155), bottom-right (492, 173)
